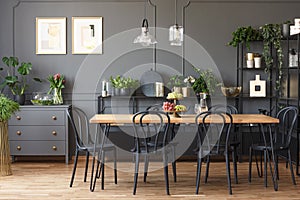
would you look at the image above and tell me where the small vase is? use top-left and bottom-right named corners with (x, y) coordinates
top-left (15, 94), bottom-right (25, 105)
top-left (53, 88), bottom-right (63, 105)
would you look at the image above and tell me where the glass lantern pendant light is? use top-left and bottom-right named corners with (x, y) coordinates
top-left (169, 0), bottom-right (183, 46)
top-left (133, 0), bottom-right (157, 47)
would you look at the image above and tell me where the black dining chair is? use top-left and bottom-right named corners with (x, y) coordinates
top-left (208, 104), bottom-right (239, 184)
top-left (145, 104), bottom-right (177, 183)
top-left (67, 107), bottom-right (117, 189)
top-left (195, 111), bottom-right (234, 195)
top-left (248, 106), bottom-right (298, 190)
top-left (131, 110), bottom-right (173, 195)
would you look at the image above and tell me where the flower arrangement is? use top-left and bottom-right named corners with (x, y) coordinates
top-left (184, 75), bottom-right (195, 87)
top-left (47, 73), bottom-right (65, 104)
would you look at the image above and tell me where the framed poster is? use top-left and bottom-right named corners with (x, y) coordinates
top-left (36, 17), bottom-right (67, 54)
top-left (72, 17), bottom-right (103, 54)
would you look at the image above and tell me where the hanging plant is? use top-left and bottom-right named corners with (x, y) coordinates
top-left (260, 23), bottom-right (283, 91)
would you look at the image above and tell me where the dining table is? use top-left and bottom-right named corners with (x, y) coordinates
top-left (89, 113), bottom-right (280, 191)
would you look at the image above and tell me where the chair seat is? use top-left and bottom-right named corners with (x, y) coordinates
top-left (251, 143), bottom-right (289, 151)
top-left (79, 143), bottom-right (115, 152)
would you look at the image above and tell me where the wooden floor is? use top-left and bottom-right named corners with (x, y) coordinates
top-left (1, 157), bottom-right (300, 199)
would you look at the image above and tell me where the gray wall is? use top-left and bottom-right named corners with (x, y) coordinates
top-left (1, 0), bottom-right (300, 114)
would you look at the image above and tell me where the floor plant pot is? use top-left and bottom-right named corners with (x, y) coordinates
top-left (0, 121), bottom-right (12, 176)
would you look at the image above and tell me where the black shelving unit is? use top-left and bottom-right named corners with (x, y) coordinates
top-left (235, 42), bottom-right (278, 115)
top-left (235, 42), bottom-right (279, 158)
top-left (278, 33), bottom-right (300, 175)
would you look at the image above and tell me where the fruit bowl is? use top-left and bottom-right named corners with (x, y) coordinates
top-left (221, 86), bottom-right (242, 97)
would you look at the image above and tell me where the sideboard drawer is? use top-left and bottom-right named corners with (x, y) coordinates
top-left (9, 141), bottom-right (65, 155)
top-left (9, 110), bottom-right (65, 126)
top-left (8, 126), bottom-right (65, 140)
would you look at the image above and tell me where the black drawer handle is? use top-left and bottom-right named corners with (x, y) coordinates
top-left (16, 131), bottom-right (21, 136)
top-left (16, 116), bottom-right (21, 120)
top-left (52, 146), bottom-right (57, 151)
top-left (52, 116), bottom-right (57, 120)
top-left (52, 131), bottom-right (57, 136)
top-left (17, 146), bottom-right (21, 151)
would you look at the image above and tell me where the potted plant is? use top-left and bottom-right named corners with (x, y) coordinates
top-left (167, 75), bottom-right (184, 93)
top-left (0, 56), bottom-right (41, 104)
top-left (110, 75), bottom-right (122, 96)
top-left (227, 26), bottom-right (262, 50)
top-left (282, 20), bottom-right (292, 38)
top-left (0, 94), bottom-right (19, 176)
top-left (191, 66), bottom-right (220, 95)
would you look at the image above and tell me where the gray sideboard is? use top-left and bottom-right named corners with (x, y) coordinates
top-left (8, 105), bottom-right (71, 164)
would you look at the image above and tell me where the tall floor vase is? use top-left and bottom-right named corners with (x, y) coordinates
top-left (0, 121), bottom-right (12, 176)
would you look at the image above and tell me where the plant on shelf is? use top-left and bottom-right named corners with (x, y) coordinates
top-left (191, 66), bottom-right (220, 95)
top-left (260, 23), bottom-right (283, 91)
top-left (0, 94), bottom-right (19, 176)
top-left (227, 26), bottom-right (262, 50)
top-left (0, 57), bottom-right (41, 104)
top-left (109, 75), bottom-right (139, 95)
top-left (167, 75), bottom-right (184, 93)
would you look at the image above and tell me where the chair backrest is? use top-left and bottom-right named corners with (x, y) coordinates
top-left (132, 110), bottom-right (170, 153)
top-left (209, 104), bottom-right (238, 114)
top-left (67, 107), bottom-right (92, 149)
top-left (275, 106), bottom-right (298, 146)
top-left (195, 111), bottom-right (233, 158)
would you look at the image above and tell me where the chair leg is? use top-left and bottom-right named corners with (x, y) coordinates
top-left (84, 151), bottom-right (89, 182)
top-left (113, 148), bottom-right (117, 184)
top-left (204, 155), bottom-right (210, 183)
top-left (288, 149), bottom-right (296, 185)
top-left (70, 150), bottom-right (79, 187)
top-left (101, 151), bottom-right (105, 190)
top-left (144, 155), bottom-right (149, 183)
top-left (91, 160), bottom-right (101, 192)
top-left (133, 153), bottom-right (140, 195)
top-left (163, 154), bottom-right (170, 195)
top-left (195, 156), bottom-right (202, 194)
top-left (249, 147), bottom-right (252, 183)
top-left (232, 147), bottom-right (238, 184)
top-left (225, 151), bottom-right (232, 195)
top-left (172, 161), bottom-right (177, 182)
top-left (172, 146), bottom-right (177, 182)
top-left (264, 150), bottom-right (267, 187)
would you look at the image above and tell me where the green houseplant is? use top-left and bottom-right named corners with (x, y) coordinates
top-left (109, 75), bottom-right (139, 96)
top-left (0, 56), bottom-right (41, 104)
top-left (191, 66), bottom-right (220, 95)
top-left (227, 26), bottom-right (262, 50)
top-left (0, 94), bottom-right (19, 176)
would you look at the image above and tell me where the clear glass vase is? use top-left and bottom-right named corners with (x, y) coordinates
top-left (53, 88), bottom-right (63, 105)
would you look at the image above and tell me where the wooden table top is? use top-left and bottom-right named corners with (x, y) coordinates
top-left (90, 114), bottom-right (279, 124)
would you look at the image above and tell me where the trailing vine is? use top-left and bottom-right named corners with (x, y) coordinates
top-left (260, 24), bottom-right (283, 91)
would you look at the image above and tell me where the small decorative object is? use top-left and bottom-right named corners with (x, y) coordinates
top-left (246, 60), bottom-right (254, 68)
top-left (254, 56), bottom-right (262, 68)
top-left (101, 80), bottom-right (107, 97)
top-left (72, 17), bottom-right (103, 54)
top-left (167, 74), bottom-right (184, 93)
top-left (246, 52), bottom-right (254, 68)
top-left (0, 94), bottom-right (19, 176)
top-left (221, 86), bottom-right (242, 97)
top-left (31, 92), bottom-right (53, 105)
top-left (289, 48), bottom-right (298, 67)
top-left (36, 17), bottom-right (67, 54)
top-left (182, 75), bottom-right (195, 97)
top-left (250, 75), bottom-right (266, 97)
top-left (155, 82), bottom-right (164, 97)
top-left (48, 73), bottom-right (65, 104)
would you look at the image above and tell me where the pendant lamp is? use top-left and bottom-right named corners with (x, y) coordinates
top-left (134, 0), bottom-right (157, 46)
top-left (169, 0), bottom-right (183, 46)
